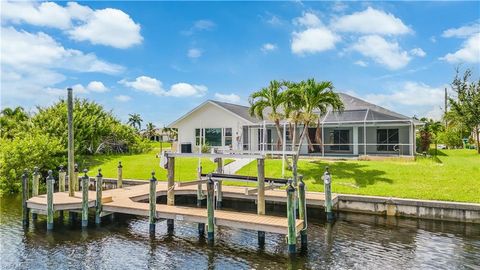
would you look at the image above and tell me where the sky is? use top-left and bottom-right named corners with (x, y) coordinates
top-left (1, 1), bottom-right (479, 127)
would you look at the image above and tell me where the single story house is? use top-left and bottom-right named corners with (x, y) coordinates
top-left (168, 93), bottom-right (423, 157)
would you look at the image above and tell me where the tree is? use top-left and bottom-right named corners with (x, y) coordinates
top-left (249, 80), bottom-right (288, 150)
top-left (448, 68), bottom-right (480, 154)
top-left (127, 113), bottom-right (143, 131)
top-left (162, 127), bottom-right (178, 142)
top-left (0, 107), bottom-right (30, 139)
top-left (284, 79), bottom-right (344, 180)
top-left (145, 122), bottom-right (156, 140)
top-left (420, 118), bottom-right (444, 155)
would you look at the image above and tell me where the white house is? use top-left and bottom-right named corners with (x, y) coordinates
top-left (168, 93), bottom-right (423, 157)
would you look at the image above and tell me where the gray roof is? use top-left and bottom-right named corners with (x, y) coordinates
top-left (209, 100), bottom-right (259, 123)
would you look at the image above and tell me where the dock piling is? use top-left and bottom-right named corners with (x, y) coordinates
top-left (95, 169), bottom-right (103, 225)
top-left (67, 87), bottom-right (75, 197)
top-left (81, 169), bottom-right (89, 228)
top-left (22, 170), bottom-right (29, 227)
top-left (117, 161), bottom-right (123, 188)
top-left (167, 156), bottom-right (175, 232)
top-left (59, 165), bottom-right (66, 192)
top-left (323, 167), bottom-right (334, 222)
top-left (32, 167), bottom-right (39, 220)
top-left (215, 158), bottom-right (223, 208)
top-left (197, 166), bottom-right (205, 236)
top-left (74, 164), bottom-right (79, 191)
top-left (149, 171), bottom-right (157, 234)
top-left (206, 174), bottom-right (215, 244)
top-left (286, 180), bottom-right (297, 254)
top-left (46, 170), bottom-right (54, 230)
top-left (257, 157), bottom-right (265, 246)
top-left (298, 175), bottom-right (307, 250)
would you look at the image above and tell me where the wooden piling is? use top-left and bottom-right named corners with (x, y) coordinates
top-left (46, 170), bottom-right (54, 230)
top-left (149, 171), bottom-right (157, 234)
top-left (206, 174), bottom-right (215, 244)
top-left (22, 170), bottom-right (29, 227)
top-left (95, 169), bottom-right (103, 225)
top-left (323, 167), bottom-right (334, 222)
top-left (197, 166), bottom-right (205, 236)
top-left (31, 167), bottom-right (39, 220)
top-left (215, 158), bottom-right (223, 208)
top-left (286, 180), bottom-right (296, 254)
top-left (59, 165), bottom-right (66, 192)
top-left (298, 175), bottom-right (308, 250)
top-left (117, 161), bottom-right (123, 188)
top-left (67, 87), bottom-right (75, 197)
top-left (257, 157), bottom-right (265, 246)
top-left (81, 169), bottom-right (89, 228)
top-left (74, 164), bottom-right (79, 191)
top-left (167, 156), bottom-right (175, 231)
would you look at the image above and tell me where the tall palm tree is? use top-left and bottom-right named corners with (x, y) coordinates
top-left (420, 117), bottom-right (444, 155)
top-left (145, 122), bottom-right (156, 140)
top-left (249, 80), bottom-right (288, 150)
top-left (127, 113), bottom-right (143, 130)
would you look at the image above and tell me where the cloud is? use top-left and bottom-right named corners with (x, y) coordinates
top-left (354, 60), bottom-right (368, 67)
top-left (410, 48), bottom-right (426, 57)
top-left (119, 76), bottom-right (207, 97)
top-left (332, 7), bottom-right (411, 35)
top-left (261, 43), bottom-right (277, 53)
top-left (442, 22), bottom-right (480, 38)
top-left (440, 32), bottom-right (480, 64)
top-left (182, 19), bottom-right (216, 35)
top-left (115, 95), bottom-right (131, 102)
top-left (293, 12), bottom-right (322, 27)
top-left (188, 48), bottom-right (202, 58)
top-left (291, 28), bottom-right (339, 55)
top-left (266, 14), bottom-right (283, 26)
top-left (331, 2), bottom-right (348, 13)
top-left (214, 93), bottom-right (241, 103)
top-left (87, 81), bottom-right (108, 92)
top-left (351, 35), bottom-right (411, 70)
top-left (1, 1), bottom-right (142, 49)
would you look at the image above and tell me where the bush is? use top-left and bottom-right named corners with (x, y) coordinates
top-left (438, 129), bottom-right (464, 149)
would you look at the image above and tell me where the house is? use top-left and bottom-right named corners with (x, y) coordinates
top-left (168, 93), bottom-right (423, 157)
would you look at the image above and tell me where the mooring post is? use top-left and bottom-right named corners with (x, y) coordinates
top-left (31, 166), bottom-right (39, 220)
top-left (67, 87), bottom-right (75, 197)
top-left (117, 161), bottom-right (123, 188)
top-left (197, 166), bottom-right (205, 236)
top-left (167, 156), bottom-right (175, 232)
top-left (215, 157), bottom-right (223, 208)
top-left (323, 166), bottom-right (334, 222)
top-left (81, 169), bottom-right (89, 228)
top-left (149, 171), bottom-right (157, 234)
top-left (95, 169), bottom-right (103, 225)
top-left (298, 175), bottom-right (308, 250)
top-left (46, 170), bottom-right (55, 230)
top-left (74, 164), bottom-right (79, 191)
top-left (22, 170), bottom-right (29, 227)
top-left (206, 174), bottom-right (215, 244)
top-left (58, 165), bottom-right (66, 192)
top-left (286, 180), bottom-right (297, 254)
top-left (257, 157), bottom-right (266, 246)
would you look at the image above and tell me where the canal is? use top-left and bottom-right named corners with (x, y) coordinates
top-left (1, 194), bottom-right (479, 269)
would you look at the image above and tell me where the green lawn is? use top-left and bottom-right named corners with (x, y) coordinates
top-left (236, 149), bottom-right (480, 203)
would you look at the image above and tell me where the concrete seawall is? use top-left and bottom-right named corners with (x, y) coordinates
top-left (336, 194), bottom-right (480, 224)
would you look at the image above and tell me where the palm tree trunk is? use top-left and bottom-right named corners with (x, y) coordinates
top-left (274, 120), bottom-right (283, 150)
top-left (476, 127), bottom-right (480, 154)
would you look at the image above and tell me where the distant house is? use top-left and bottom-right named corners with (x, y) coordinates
top-left (168, 93), bottom-right (423, 157)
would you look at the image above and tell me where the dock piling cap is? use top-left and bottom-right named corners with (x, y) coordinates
top-left (150, 171), bottom-right (157, 181)
top-left (97, 168), bottom-right (103, 177)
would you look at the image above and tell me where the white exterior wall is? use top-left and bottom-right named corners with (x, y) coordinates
top-left (172, 102), bottom-right (251, 152)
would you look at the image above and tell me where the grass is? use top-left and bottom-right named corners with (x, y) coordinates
top-left (236, 149), bottom-right (480, 203)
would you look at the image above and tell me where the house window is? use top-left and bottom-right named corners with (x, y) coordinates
top-left (377, 129), bottom-right (399, 151)
top-left (195, 128), bottom-right (203, 146)
top-left (329, 130), bottom-right (350, 151)
top-left (224, 128), bottom-right (232, 146)
top-left (205, 128), bottom-right (222, 146)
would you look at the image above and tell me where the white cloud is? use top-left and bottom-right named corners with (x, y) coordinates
top-left (1, 1), bottom-right (142, 49)
top-left (182, 19), bottom-right (216, 35)
top-left (115, 95), bottom-right (131, 102)
top-left (291, 28), bottom-right (339, 55)
top-left (354, 60), bottom-right (368, 67)
top-left (410, 48), bottom-right (426, 57)
top-left (331, 2), bottom-right (348, 13)
top-left (442, 22), bottom-right (480, 38)
top-left (332, 7), bottom-right (411, 35)
top-left (119, 76), bottom-right (207, 97)
top-left (214, 93), bottom-right (241, 103)
top-left (351, 35), bottom-right (411, 70)
top-left (87, 81), bottom-right (108, 92)
top-left (293, 12), bottom-right (322, 27)
top-left (119, 76), bottom-right (165, 95)
top-left (67, 8), bottom-right (142, 49)
top-left (261, 43), bottom-right (277, 53)
top-left (266, 14), bottom-right (282, 26)
top-left (440, 33), bottom-right (480, 64)
top-left (188, 48), bottom-right (202, 58)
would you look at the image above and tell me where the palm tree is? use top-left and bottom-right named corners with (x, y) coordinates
top-left (284, 79), bottom-right (344, 181)
top-left (127, 113), bottom-right (143, 130)
top-left (420, 117), bottom-right (444, 155)
top-left (249, 80), bottom-right (288, 150)
top-left (145, 122), bottom-right (156, 140)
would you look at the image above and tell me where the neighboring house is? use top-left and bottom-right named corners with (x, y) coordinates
top-left (168, 93), bottom-right (423, 157)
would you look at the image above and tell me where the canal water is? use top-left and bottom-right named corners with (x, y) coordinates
top-left (1, 194), bottom-right (479, 269)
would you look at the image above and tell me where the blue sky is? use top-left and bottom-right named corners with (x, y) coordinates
top-left (1, 1), bottom-right (479, 127)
